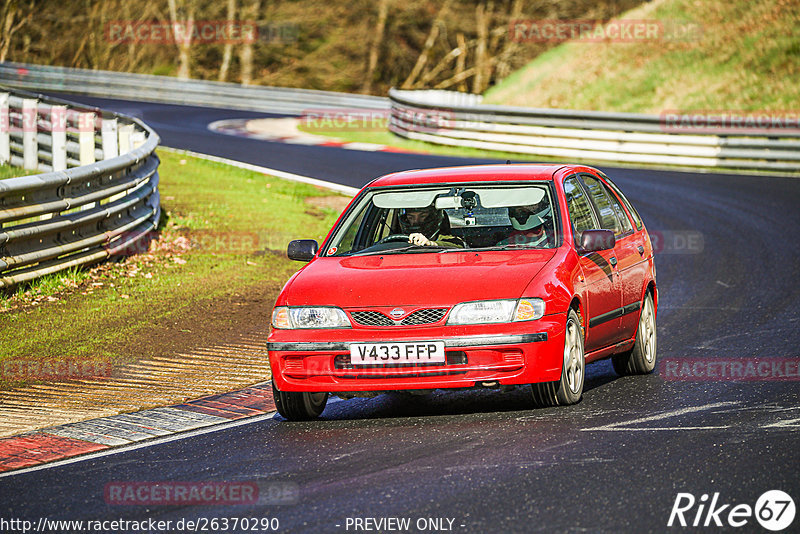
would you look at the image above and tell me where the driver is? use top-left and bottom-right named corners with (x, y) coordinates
top-left (499, 199), bottom-right (553, 247)
top-left (398, 204), bottom-right (462, 247)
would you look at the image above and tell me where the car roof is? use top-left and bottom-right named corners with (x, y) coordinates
top-left (368, 164), bottom-right (576, 188)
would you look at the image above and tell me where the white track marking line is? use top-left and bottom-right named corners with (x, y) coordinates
top-left (159, 147), bottom-right (359, 196)
top-left (581, 401), bottom-right (740, 432)
top-left (0, 411), bottom-right (277, 479)
top-left (762, 417), bottom-right (800, 429)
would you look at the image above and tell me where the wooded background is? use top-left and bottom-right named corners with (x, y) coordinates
top-left (1, 0), bottom-right (641, 95)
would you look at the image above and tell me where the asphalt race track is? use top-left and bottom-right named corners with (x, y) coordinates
top-left (2, 96), bottom-right (799, 533)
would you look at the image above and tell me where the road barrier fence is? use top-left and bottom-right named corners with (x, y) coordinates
top-left (0, 62), bottom-right (388, 115)
top-left (389, 89), bottom-right (800, 172)
top-left (0, 86), bottom-right (160, 288)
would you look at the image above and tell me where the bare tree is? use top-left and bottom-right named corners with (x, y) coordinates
top-left (455, 32), bottom-right (468, 91)
top-left (118, 0), bottom-right (164, 73)
top-left (70, 1), bottom-right (104, 68)
top-left (168, 0), bottom-right (196, 80)
top-left (218, 0), bottom-right (237, 82)
top-left (361, 0), bottom-right (390, 94)
top-left (1, 0), bottom-right (31, 63)
top-left (493, 0), bottom-right (523, 80)
top-left (472, 1), bottom-right (492, 94)
top-left (401, 0), bottom-right (452, 89)
top-left (239, 0), bottom-right (261, 85)
top-left (419, 43), bottom-right (461, 88)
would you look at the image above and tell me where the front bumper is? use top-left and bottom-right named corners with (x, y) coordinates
top-left (268, 316), bottom-right (565, 392)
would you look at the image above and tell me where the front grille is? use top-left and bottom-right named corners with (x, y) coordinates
top-left (350, 308), bottom-right (448, 327)
top-left (402, 308), bottom-right (447, 325)
top-left (350, 311), bottom-right (394, 326)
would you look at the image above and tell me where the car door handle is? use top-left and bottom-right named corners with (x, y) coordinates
top-left (637, 245), bottom-right (644, 255)
top-left (609, 256), bottom-right (618, 266)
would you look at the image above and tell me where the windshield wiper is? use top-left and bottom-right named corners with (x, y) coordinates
top-left (464, 244), bottom-right (542, 252)
top-left (352, 244), bottom-right (450, 256)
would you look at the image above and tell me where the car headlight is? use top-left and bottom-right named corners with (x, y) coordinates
top-left (271, 306), bottom-right (351, 329)
top-left (446, 298), bottom-right (545, 325)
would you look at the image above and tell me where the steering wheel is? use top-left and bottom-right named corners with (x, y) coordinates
top-left (377, 234), bottom-right (411, 244)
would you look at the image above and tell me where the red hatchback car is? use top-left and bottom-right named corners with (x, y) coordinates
top-left (268, 164), bottom-right (657, 420)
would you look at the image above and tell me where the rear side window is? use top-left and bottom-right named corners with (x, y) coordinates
top-left (563, 176), bottom-right (597, 246)
top-left (600, 173), bottom-right (644, 230)
top-left (581, 174), bottom-right (632, 236)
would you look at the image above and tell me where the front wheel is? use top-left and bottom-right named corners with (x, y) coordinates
top-left (272, 380), bottom-right (328, 421)
top-left (531, 308), bottom-right (585, 407)
top-left (612, 292), bottom-right (657, 375)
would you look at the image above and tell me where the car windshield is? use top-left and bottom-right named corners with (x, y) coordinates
top-left (323, 184), bottom-right (557, 256)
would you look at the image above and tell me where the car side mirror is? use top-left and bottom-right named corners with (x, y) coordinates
top-left (287, 239), bottom-right (319, 261)
top-left (580, 230), bottom-right (615, 252)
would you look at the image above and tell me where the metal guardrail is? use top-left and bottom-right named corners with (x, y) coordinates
top-left (0, 62), bottom-right (388, 115)
top-left (0, 86), bottom-right (160, 288)
top-left (389, 89), bottom-right (800, 172)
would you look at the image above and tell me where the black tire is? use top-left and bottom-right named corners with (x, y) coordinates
top-left (531, 308), bottom-right (585, 407)
top-left (612, 292), bottom-right (657, 375)
top-left (272, 380), bottom-right (328, 421)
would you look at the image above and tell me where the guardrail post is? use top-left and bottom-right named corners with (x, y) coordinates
top-left (101, 117), bottom-right (118, 160)
top-left (50, 105), bottom-right (68, 172)
top-left (22, 98), bottom-right (38, 170)
top-left (0, 93), bottom-right (9, 165)
top-left (131, 130), bottom-right (146, 149)
top-left (78, 111), bottom-right (96, 211)
top-left (78, 112), bottom-right (96, 166)
top-left (118, 123), bottom-right (133, 154)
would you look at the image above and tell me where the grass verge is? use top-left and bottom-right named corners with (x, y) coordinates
top-left (0, 163), bottom-right (34, 179)
top-left (0, 150), bottom-right (348, 390)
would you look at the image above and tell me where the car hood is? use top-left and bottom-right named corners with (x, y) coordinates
top-left (284, 249), bottom-right (556, 308)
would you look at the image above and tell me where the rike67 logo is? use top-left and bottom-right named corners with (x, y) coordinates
top-left (668, 490), bottom-right (795, 531)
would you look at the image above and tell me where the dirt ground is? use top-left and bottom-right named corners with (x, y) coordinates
top-left (0, 273), bottom-right (285, 438)
top-left (0, 194), bottom-right (352, 437)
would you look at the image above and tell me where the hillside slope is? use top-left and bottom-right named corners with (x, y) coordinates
top-left (484, 0), bottom-right (799, 112)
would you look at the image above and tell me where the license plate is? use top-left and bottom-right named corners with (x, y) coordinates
top-left (350, 342), bottom-right (446, 365)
